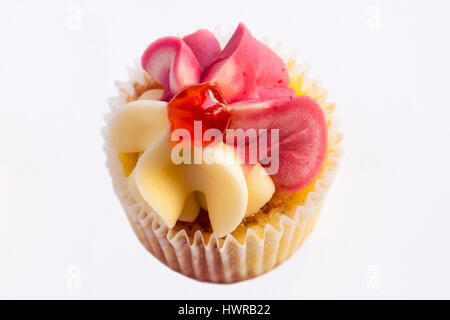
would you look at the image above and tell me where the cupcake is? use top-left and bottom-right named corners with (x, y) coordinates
top-left (104, 23), bottom-right (342, 283)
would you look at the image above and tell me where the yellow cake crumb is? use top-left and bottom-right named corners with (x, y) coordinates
top-left (118, 152), bottom-right (139, 177)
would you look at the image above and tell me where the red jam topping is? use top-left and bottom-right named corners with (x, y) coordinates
top-left (167, 83), bottom-right (231, 146)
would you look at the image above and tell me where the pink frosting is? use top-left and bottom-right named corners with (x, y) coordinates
top-left (141, 36), bottom-right (201, 100)
top-left (229, 96), bottom-right (327, 192)
top-left (202, 23), bottom-right (290, 103)
top-left (140, 23), bottom-right (328, 192)
top-left (183, 29), bottom-right (221, 72)
top-left (142, 23), bottom-right (290, 103)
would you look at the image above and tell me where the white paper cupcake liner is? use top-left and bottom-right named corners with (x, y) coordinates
top-left (103, 48), bottom-right (342, 283)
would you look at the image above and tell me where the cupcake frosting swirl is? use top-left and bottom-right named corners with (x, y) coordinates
top-left (108, 23), bottom-right (327, 236)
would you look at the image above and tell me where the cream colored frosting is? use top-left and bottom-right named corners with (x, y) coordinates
top-left (108, 89), bottom-right (275, 236)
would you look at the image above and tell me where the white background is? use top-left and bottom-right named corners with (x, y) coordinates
top-left (1, 0), bottom-right (449, 299)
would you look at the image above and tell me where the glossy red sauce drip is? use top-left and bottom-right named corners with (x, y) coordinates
top-left (167, 83), bottom-right (231, 146)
